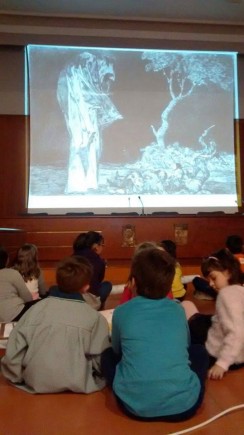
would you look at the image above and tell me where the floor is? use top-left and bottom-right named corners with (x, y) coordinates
top-left (0, 286), bottom-right (244, 435)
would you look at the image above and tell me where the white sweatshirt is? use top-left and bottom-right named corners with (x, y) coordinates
top-left (206, 284), bottom-right (244, 371)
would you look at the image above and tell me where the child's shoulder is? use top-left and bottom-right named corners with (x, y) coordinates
top-left (114, 295), bottom-right (139, 313)
top-left (219, 284), bottom-right (244, 301)
top-left (1, 268), bottom-right (22, 279)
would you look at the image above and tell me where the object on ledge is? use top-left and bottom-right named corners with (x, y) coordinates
top-left (66, 212), bottom-right (94, 216)
top-left (28, 213), bottom-right (49, 216)
top-left (122, 224), bottom-right (136, 247)
top-left (110, 212), bottom-right (138, 216)
top-left (151, 211), bottom-right (179, 216)
top-left (197, 211), bottom-right (225, 215)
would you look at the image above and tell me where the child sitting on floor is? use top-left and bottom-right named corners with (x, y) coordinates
top-left (102, 248), bottom-right (209, 421)
top-left (192, 234), bottom-right (244, 301)
top-left (1, 256), bottom-right (111, 394)
top-left (0, 245), bottom-right (37, 323)
top-left (182, 248), bottom-right (244, 380)
top-left (13, 243), bottom-right (47, 300)
top-left (73, 231), bottom-right (112, 310)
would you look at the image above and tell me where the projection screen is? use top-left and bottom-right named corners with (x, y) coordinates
top-left (26, 45), bottom-right (239, 215)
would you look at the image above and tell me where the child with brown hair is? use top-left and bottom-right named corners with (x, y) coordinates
top-left (102, 248), bottom-right (208, 421)
top-left (119, 241), bottom-right (173, 304)
top-left (13, 243), bottom-right (47, 300)
top-left (1, 256), bottom-right (111, 393)
top-left (182, 248), bottom-right (244, 380)
top-left (0, 245), bottom-right (36, 322)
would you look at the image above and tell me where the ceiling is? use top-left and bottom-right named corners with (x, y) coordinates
top-left (0, 0), bottom-right (243, 52)
top-left (0, 0), bottom-right (244, 24)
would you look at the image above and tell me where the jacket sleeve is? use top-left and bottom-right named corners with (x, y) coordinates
top-left (97, 257), bottom-right (105, 283)
top-left (88, 314), bottom-right (111, 374)
top-left (214, 290), bottom-right (244, 370)
top-left (1, 320), bottom-right (28, 384)
top-left (14, 271), bottom-right (33, 302)
top-left (89, 314), bottom-right (110, 355)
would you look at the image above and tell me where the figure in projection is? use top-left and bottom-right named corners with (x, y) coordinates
top-left (57, 52), bottom-right (122, 193)
top-left (141, 52), bottom-right (233, 149)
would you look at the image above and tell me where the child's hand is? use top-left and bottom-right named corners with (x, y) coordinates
top-left (208, 364), bottom-right (225, 380)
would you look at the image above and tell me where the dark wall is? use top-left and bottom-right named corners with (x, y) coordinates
top-left (1, 115), bottom-right (27, 216)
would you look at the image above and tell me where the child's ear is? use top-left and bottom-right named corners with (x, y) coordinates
top-left (131, 277), bottom-right (137, 290)
top-left (92, 243), bottom-right (99, 253)
top-left (131, 278), bottom-right (138, 297)
top-left (80, 283), bottom-right (90, 294)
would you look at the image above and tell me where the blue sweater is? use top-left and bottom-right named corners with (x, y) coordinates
top-left (112, 296), bottom-right (200, 418)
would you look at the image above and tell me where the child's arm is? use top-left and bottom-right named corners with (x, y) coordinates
top-left (89, 313), bottom-right (111, 364)
top-left (97, 258), bottom-right (106, 283)
top-left (208, 364), bottom-right (225, 380)
top-left (207, 288), bottom-right (244, 377)
top-left (89, 315), bottom-right (110, 354)
top-left (89, 314), bottom-right (111, 374)
top-left (1, 320), bottom-right (27, 384)
top-left (119, 282), bottom-right (134, 304)
top-left (14, 271), bottom-right (33, 302)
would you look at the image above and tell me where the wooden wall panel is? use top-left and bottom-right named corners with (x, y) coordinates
top-left (0, 115), bottom-right (27, 216)
top-left (0, 228), bottom-right (26, 262)
top-left (0, 215), bottom-right (244, 265)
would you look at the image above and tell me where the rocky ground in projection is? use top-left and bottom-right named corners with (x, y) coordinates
top-left (30, 143), bottom-right (235, 196)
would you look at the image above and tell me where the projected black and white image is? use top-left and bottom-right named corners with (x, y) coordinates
top-left (57, 52), bottom-right (122, 194)
top-left (27, 46), bottom-right (238, 214)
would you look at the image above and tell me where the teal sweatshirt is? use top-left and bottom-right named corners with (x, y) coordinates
top-left (112, 296), bottom-right (200, 418)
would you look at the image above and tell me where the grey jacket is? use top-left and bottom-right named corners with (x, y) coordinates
top-left (1, 296), bottom-right (110, 393)
top-left (0, 268), bottom-right (33, 322)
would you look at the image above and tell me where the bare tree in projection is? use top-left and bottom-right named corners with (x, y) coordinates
top-left (57, 52), bottom-right (122, 194)
top-left (142, 52), bottom-right (234, 149)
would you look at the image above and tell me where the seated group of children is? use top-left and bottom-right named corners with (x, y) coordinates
top-left (1, 234), bottom-right (244, 422)
top-left (0, 231), bottom-right (112, 323)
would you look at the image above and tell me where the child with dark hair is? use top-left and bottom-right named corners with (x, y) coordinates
top-left (102, 248), bottom-right (208, 421)
top-left (73, 231), bottom-right (112, 309)
top-left (0, 246), bottom-right (37, 322)
top-left (13, 243), bottom-right (47, 300)
top-left (182, 248), bottom-right (244, 380)
top-left (1, 256), bottom-right (110, 394)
